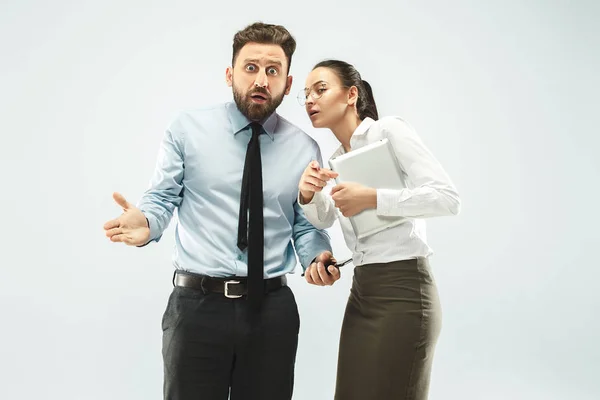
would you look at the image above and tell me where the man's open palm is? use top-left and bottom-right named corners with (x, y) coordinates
top-left (103, 192), bottom-right (150, 246)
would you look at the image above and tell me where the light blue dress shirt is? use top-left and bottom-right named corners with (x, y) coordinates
top-left (137, 102), bottom-right (332, 278)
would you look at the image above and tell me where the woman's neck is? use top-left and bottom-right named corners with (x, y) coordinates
top-left (331, 112), bottom-right (362, 152)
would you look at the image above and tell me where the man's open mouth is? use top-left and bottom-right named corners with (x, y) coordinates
top-left (250, 93), bottom-right (268, 101)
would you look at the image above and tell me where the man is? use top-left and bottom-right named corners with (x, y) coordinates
top-left (103, 22), bottom-right (340, 400)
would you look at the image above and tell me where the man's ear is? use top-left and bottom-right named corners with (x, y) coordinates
top-left (225, 67), bottom-right (233, 87)
top-left (284, 75), bottom-right (293, 95)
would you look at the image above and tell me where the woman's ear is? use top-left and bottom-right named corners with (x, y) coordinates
top-left (348, 86), bottom-right (359, 106)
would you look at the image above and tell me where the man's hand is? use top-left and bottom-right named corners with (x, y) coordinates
top-left (305, 251), bottom-right (341, 286)
top-left (103, 192), bottom-right (151, 246)
top-left (331, 182), bottom-right (377, 217)
top-left (299, 161), bottom-right (338, 204)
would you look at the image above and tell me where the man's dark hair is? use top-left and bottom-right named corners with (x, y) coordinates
top-left (232, 22), bottom-right (296, 73)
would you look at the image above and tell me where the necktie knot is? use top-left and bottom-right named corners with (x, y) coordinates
top-left (250, 122), bottom-right (263, 139)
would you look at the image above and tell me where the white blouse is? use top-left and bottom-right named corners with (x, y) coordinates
top-left (299, 116), bottom-right (461, 266)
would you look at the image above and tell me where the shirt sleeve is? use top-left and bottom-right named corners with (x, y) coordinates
top-left (292, 143), bottom-right (334, 272)
top-left (296, 144), bottom-right (339, 229)
top-left (136, 120), bottom-right (185, 243)
top-left (297, 190), bottom-right (338, 229)
top-left (292, 199), bottom-right (333, 272)
top-left (376, 117), bottom-right (461, 218)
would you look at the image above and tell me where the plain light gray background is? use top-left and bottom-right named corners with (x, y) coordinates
top-left (1, 0), bottom-right (599, 399)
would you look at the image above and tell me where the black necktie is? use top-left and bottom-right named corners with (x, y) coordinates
top-left (237, 122), bottom-right (264, 310)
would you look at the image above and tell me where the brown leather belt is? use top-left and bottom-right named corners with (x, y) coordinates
top-left (173, 271), bottom-right (287, 299)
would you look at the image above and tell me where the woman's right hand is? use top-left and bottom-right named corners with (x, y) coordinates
top-left (298, 161), bottom-right (338, 204)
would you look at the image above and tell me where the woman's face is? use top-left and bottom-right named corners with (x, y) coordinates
top-left (302, 67), bottom-right (352, 128)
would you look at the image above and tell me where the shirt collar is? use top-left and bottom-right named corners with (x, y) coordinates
top-left (353, 117), bottom-right (375, 137)
top-left (330, 117), bottom-right (376, 158)
top-left (226, 101), bottom-right (277, 141)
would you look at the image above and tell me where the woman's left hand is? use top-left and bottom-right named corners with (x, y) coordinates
top-left (330, 182), bottom-right (377, 217)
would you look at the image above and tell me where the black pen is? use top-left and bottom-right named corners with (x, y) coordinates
top-left (333, 258), bottom-right (352, 268)
top-left (301, 258), bottom-right (353, 277)
top-left (324, 258), bottom-right (352, 271)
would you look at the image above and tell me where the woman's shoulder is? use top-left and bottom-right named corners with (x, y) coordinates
top-left (369, 116), bottom-right (417, 135)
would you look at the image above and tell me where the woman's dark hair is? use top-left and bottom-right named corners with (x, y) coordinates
top-left (313, 59), bottom-right (379, 120)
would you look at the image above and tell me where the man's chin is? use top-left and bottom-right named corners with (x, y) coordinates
top-left (245, 100), bottom-right (277, 121)
top-left (232, 88), bottom-right (283, 121)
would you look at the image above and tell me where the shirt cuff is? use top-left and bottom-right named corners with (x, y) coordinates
top-left (300, 256), bottom-right (318, 277)
top-left (297, 190), bottom-right (315, 206)
top-left (297, 191), bottom-right (322, 220)
top-left (139, 212), bottom-right (162, 246)
top-left (308, 191), bottom-right (334, 221)
top-left (377, 188), bottom-right (400, 216)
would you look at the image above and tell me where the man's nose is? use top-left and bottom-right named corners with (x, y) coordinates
top-left (254, 69), bottom-right (269, 89)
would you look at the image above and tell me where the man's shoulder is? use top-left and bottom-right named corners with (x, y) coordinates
top-left (164, 103), bottom-right (230, 133)
top-left (275, 114), bottom-right (317, 144)
top-left (174, 103), bottom-right (229, 120)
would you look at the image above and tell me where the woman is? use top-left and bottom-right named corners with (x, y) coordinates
top-left (297, 60), bottom-right (461, 400)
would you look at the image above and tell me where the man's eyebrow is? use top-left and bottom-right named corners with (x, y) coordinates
top-left (242, 58), bottom-right (283, 67)
top-left (267, 59), bottom-right (283, 67)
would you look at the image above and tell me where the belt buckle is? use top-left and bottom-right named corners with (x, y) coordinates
top-left (224, 280), bottom-right (242, 299)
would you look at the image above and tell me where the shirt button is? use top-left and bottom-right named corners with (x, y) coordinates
top-left (238, 255), bottom-right (243, 261)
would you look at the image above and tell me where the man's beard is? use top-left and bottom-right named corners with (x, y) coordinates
top-left (233, 84), bottom-right (285, 121)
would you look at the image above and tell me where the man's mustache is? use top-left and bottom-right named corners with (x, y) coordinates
top-left (248, 87), bottom-right (271, 99)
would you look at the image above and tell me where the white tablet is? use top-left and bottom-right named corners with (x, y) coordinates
top-left (328, 138), bottom-right (407, 239)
